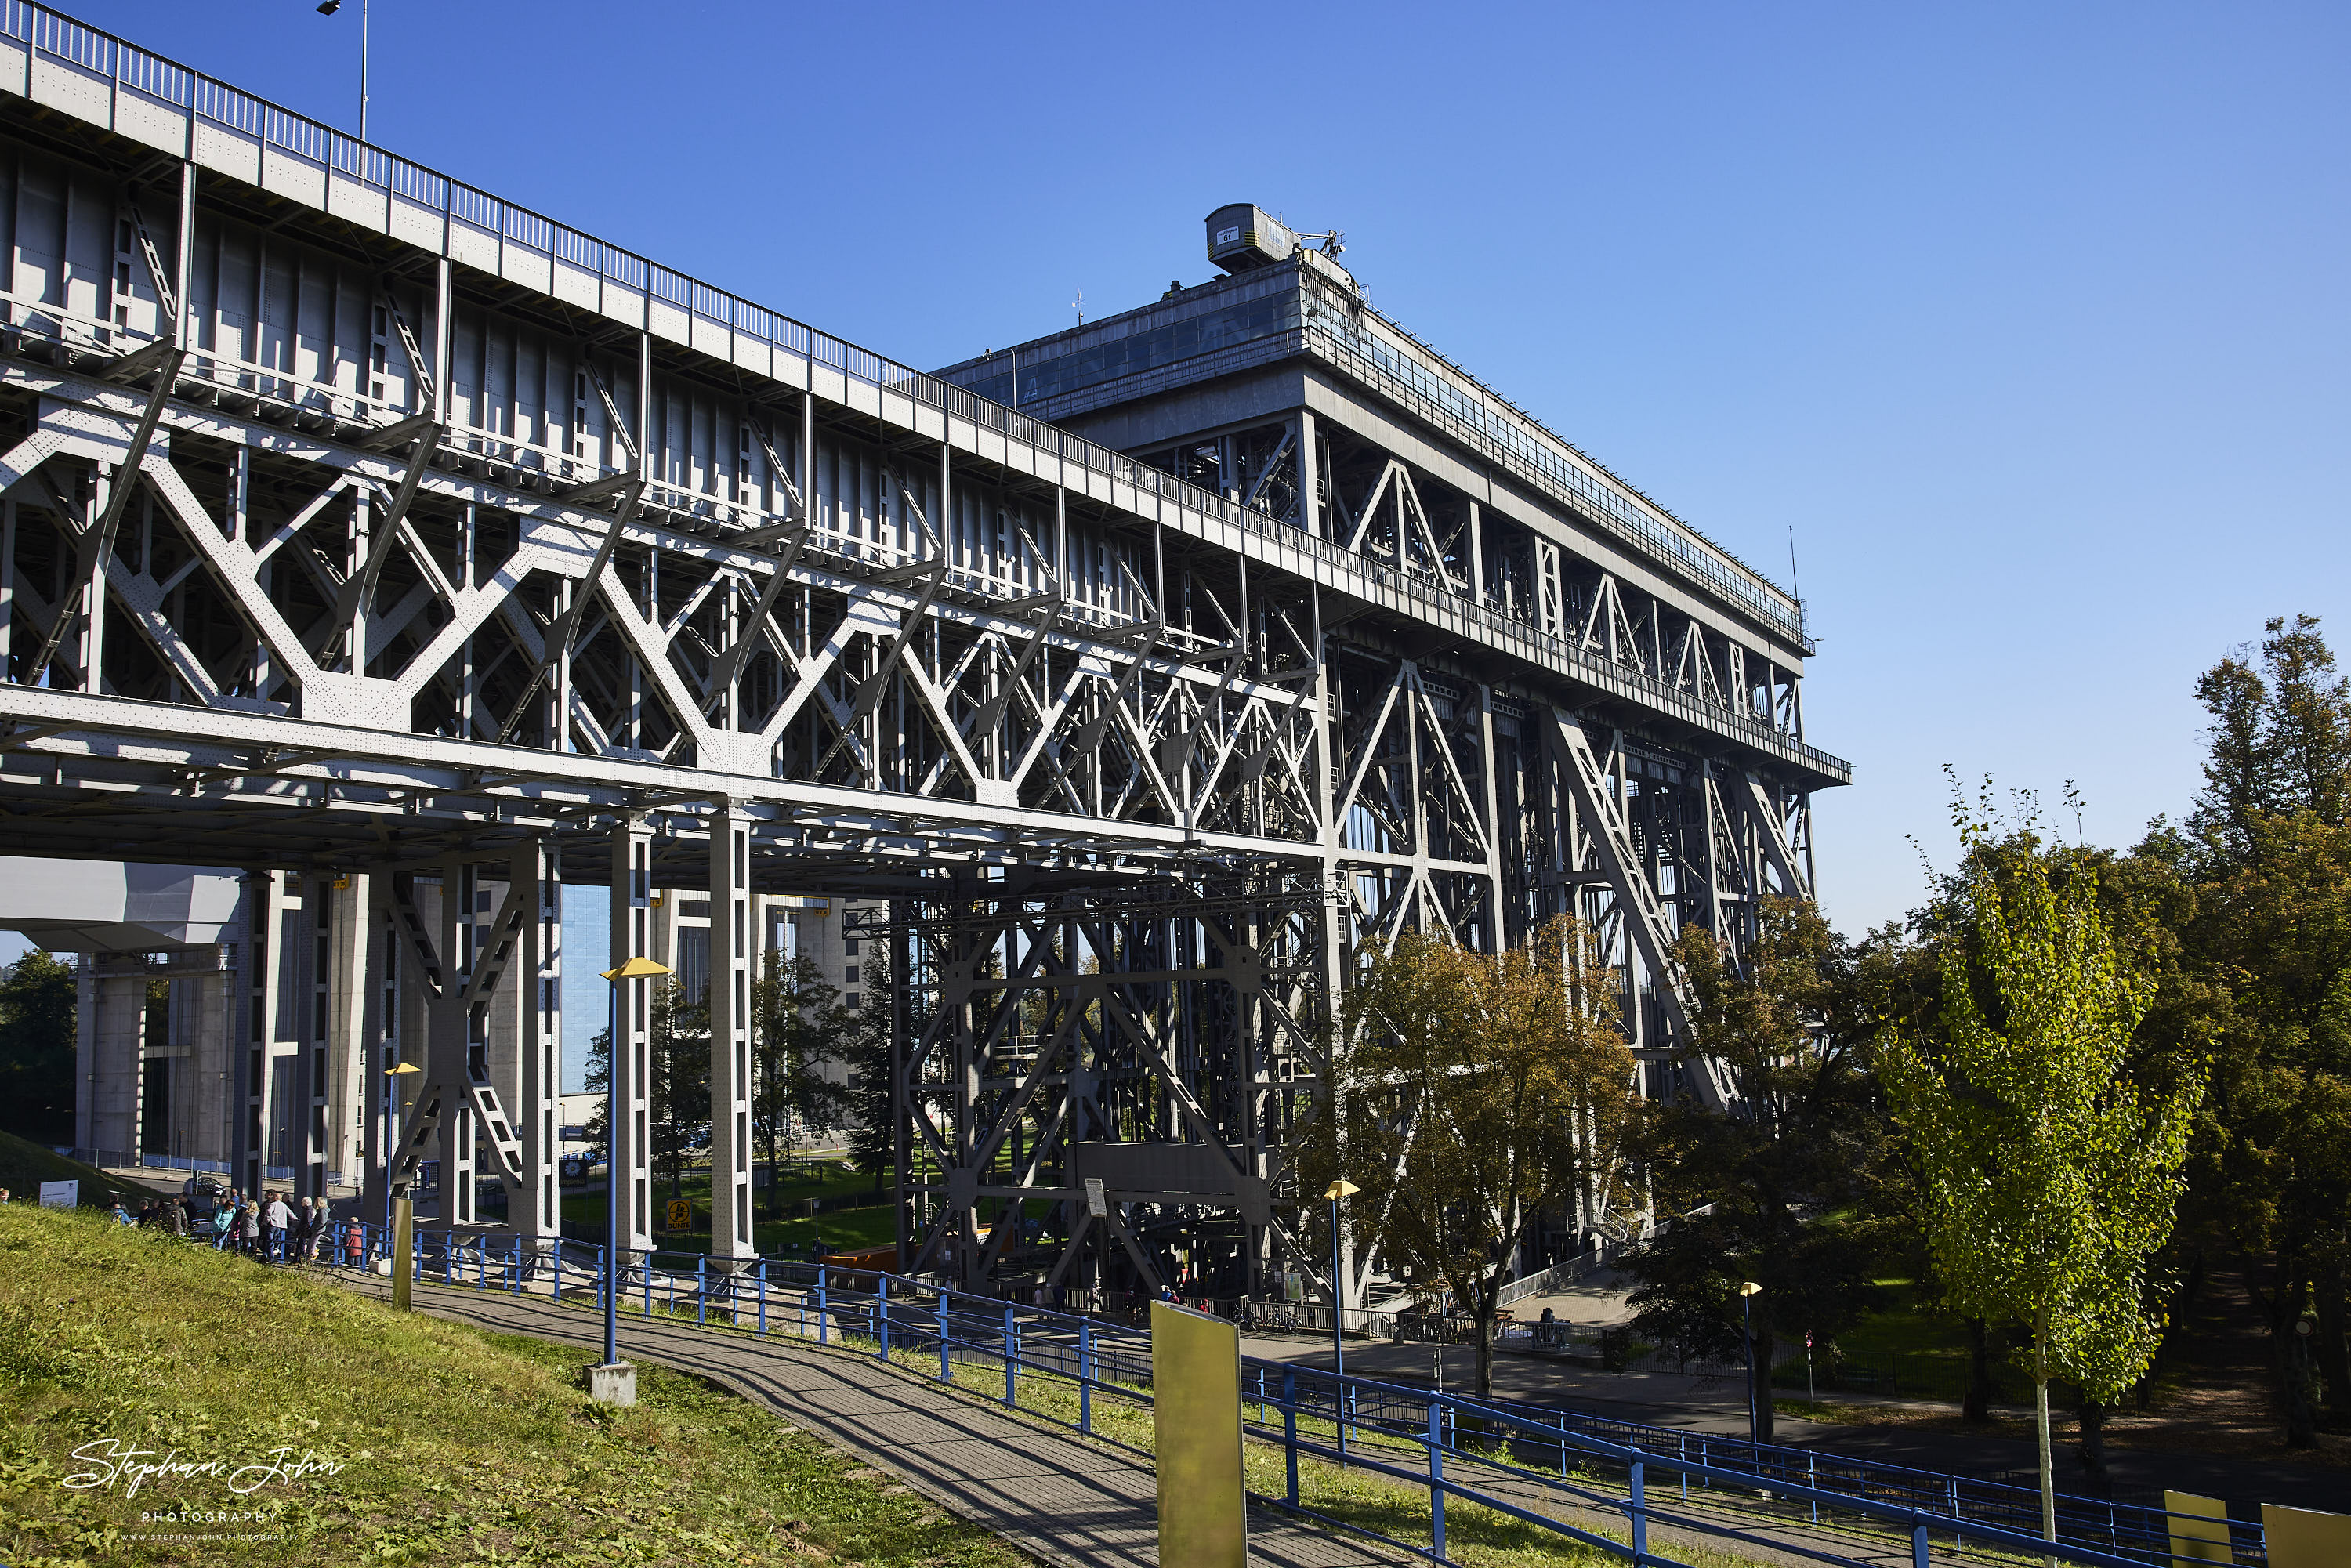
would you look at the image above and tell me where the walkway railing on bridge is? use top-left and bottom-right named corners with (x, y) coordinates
top-left (305, 1226), bottom-right (2262, 1568)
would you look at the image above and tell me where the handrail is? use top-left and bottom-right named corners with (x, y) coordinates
top-left (295, 1225), bottom-right (2259, 1568)
top-left (0, 2), bottom-right (1849, 786)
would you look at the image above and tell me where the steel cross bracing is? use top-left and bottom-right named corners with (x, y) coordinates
top-left (0, 7), bottom-right (1835, 1288)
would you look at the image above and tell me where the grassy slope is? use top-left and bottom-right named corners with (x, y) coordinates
top-left (0, 1204), bottom-right (1029, 1567)
top-left (0, 1131), bottom-right (148, 1208)
top-left (561, 1160), bottom-right (897, 1256)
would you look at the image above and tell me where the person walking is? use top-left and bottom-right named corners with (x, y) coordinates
top-left (262, 1191), bottom-right (293, 1263)
top-left (212, 1201), bottom-right (236, 1249)
top-left (236, 1197), bottom-right (260, 1258)
top-left (307, 1197), bottom-right (330, 1262)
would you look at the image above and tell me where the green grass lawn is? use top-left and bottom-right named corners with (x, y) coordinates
top-left (560, 1162), bottom-right (897, 1258)
top-left (0, 1202), bottom-right (1027, 1567)
top-left (1774, 1278), bottom-right (2000, 1405)
top-left (0, 1131), bottom-right (150, 1209)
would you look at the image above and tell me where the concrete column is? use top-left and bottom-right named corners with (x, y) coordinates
top-left (360, 872), bottom-right (398, 1224)
top-left (1297, 409), bottom-right (1320, 537)
top-left (245, 872), bottom-right (292, 1197)
top-left (435, 862), bottom-right (476, 1225)
top-left (518, 838), bottom-right (562, 1248)
top-left (610, 816), bottom-right (654, 1254)
top-left (708, 803), bottom-right (754, 1262)
top-left (327, 876), bottom-right (371, 1190)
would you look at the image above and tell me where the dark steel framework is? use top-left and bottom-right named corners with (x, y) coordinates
top-left (0, 6), bottom-right (1846, 1299)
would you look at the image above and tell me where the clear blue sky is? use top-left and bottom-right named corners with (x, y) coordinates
top-left (12, 2), bottom-right (2346, 966)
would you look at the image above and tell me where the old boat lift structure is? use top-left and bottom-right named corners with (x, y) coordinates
top-left (0, 9), bottom-right (1846, 1300)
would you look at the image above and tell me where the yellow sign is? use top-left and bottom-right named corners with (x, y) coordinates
top-left (2164, 1490), bottom-right (2230, 1565)
top-left (1151, 1300), bottom-right (1245, 1568)
top-left (2264, 1501), bottom-right (2351, 1568)
top-left (665, 1199), bottom-right (694, 1232)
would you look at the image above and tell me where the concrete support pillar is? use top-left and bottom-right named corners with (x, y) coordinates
top-left (610, 816), bottom-right (654, 1255)
top-left (326, 875), bottom-right (371, 1191)
top-left (243, 872), bottom-right (291, 1198)
top-left (708, 802), bottom-right (755, 1262)
top-left (1297, 408), bottom-right (1320, 537)
top-left (518, 838), bottom-right (562, 1248)
top-left (360, 872), bottom-right (400, 1225)
top-left (435, 862), bottom-right (476, 1225)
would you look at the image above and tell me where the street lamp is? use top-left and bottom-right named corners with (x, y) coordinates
top-left (383, 1062), bottom-right (422, 1309)
top-left (598, 955), bottom-right (670, 1389)
top-left (1738, 1280), bottom-right (1764, 1442)
top-left (314, 0), bottom-right (369, 142)
top-left (1324, 1176), bottom-right (1359, 1459)
top-left (1324, 1179), bottom-right (1359, 1377)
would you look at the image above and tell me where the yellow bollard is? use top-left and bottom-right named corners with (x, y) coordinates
top-left (390, 1197), bottom-right (413, 1312)
top-left (1153, 1300), bottom-right (1245, 1568)
top-left (2262, 1501), bottom-right (2351, 1568)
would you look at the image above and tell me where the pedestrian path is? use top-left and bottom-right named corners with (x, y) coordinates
top-left (334, 1272), bottom-right (1406, 1568)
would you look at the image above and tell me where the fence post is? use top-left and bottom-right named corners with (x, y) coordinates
top-left (696, 1256), bottom-right (708, 1324)
top-left (817, 1266), bottom-right (830, 1345)
top-left (1911, 1515), bottom-right (1929, 1568)
top-left (1680, 1432), bottom-right (1689, 1500)
top-left (1428, 1402), bottom-right (1446, 1559)
top-left (1003, 1305), bottom-right (1018, 1407)
top-left (757, 1259), bottom-right (768, 1335)
top-left (1630, 1457), bottom-right (1647, 1563)
top-left (939, 1290), bottom-right (952, 1383)
top-left (878, 1275), bottom-right (891, 1360)
top-left (1283, 1366), bottom-right (1299, 1508)
top-left (1079, 1317), bottom-right (1093, 1434)
top-left (1809, 1452), bottom-right (1817, 1523)
top-left (641, 1248), bottom-right (652, 1318)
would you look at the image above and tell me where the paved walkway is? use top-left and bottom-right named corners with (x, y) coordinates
top-left (1239, 1335), bottom-right (2347, 1515)
top-left (335, 1272), bottom-right (1405, 1568)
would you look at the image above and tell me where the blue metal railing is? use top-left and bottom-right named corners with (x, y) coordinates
top-left (306, 1226), bottom-right (2260, 1568)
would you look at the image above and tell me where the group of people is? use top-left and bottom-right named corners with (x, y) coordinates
top-left (111, 1187), bottom-right (341, 1266)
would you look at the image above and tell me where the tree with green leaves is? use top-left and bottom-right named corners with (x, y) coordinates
top-left (839, 945), bottom-right (899, 1198)
top-left (582, 979), bottom-right (710, 1213)
top-left (2177, 615), bottom-right (2351, 1438)
top-left (1621, 896), bottom-right (1903, 1440)
top-left (748, 951), bottom-right (853, 1218)
top-left (1308, 915), bottom-right (1636, 1400)
top-left (1880, 784), bottom-right (2202, 1555)
top-left (0, 951), bottom-right (77, 1144)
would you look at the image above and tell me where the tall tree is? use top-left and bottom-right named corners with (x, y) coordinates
top-left (1621, 897), bottom-right (1902, 1441)
top-left (1309, 915), bottom-right (1636, 1400)
top-left (839, 947), bottom-right (898, 1198)
top-left (2178, 616), bottom-right (2351, 1436)
top-left (0, 951), bottom-right (77, 1143)
top-left (748, 951), bottom-right (853, 1219)
top-left (1882, 785), bottom-right (2201, 1554)
top-left (582, 979), bottom-right (710, 1212)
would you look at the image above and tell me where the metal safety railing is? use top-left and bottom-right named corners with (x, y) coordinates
top-left (296, 1226), bottom-right (2261, 1568)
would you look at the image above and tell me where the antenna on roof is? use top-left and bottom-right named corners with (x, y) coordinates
top-left (1071, 289), bottom-right (1084, 328)
top-left (1788, 526), bottom-right (1806, 637)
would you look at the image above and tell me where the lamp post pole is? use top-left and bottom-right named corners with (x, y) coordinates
top-left (1739, 1280), bottom-right (1763, 1443)
top-left (600, 955), bottom-right (670, 1377)
top-left (384, 1062), bottom-right (421, 1310)
top-left (1324, 1177), bottom-right (1359, 1457)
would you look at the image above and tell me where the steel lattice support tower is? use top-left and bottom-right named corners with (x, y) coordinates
top-left (0, 12), bottom-right (1846, 1295)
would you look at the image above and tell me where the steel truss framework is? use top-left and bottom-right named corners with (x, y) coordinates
top-left (0, 9), bottom-right (1842, 1294)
